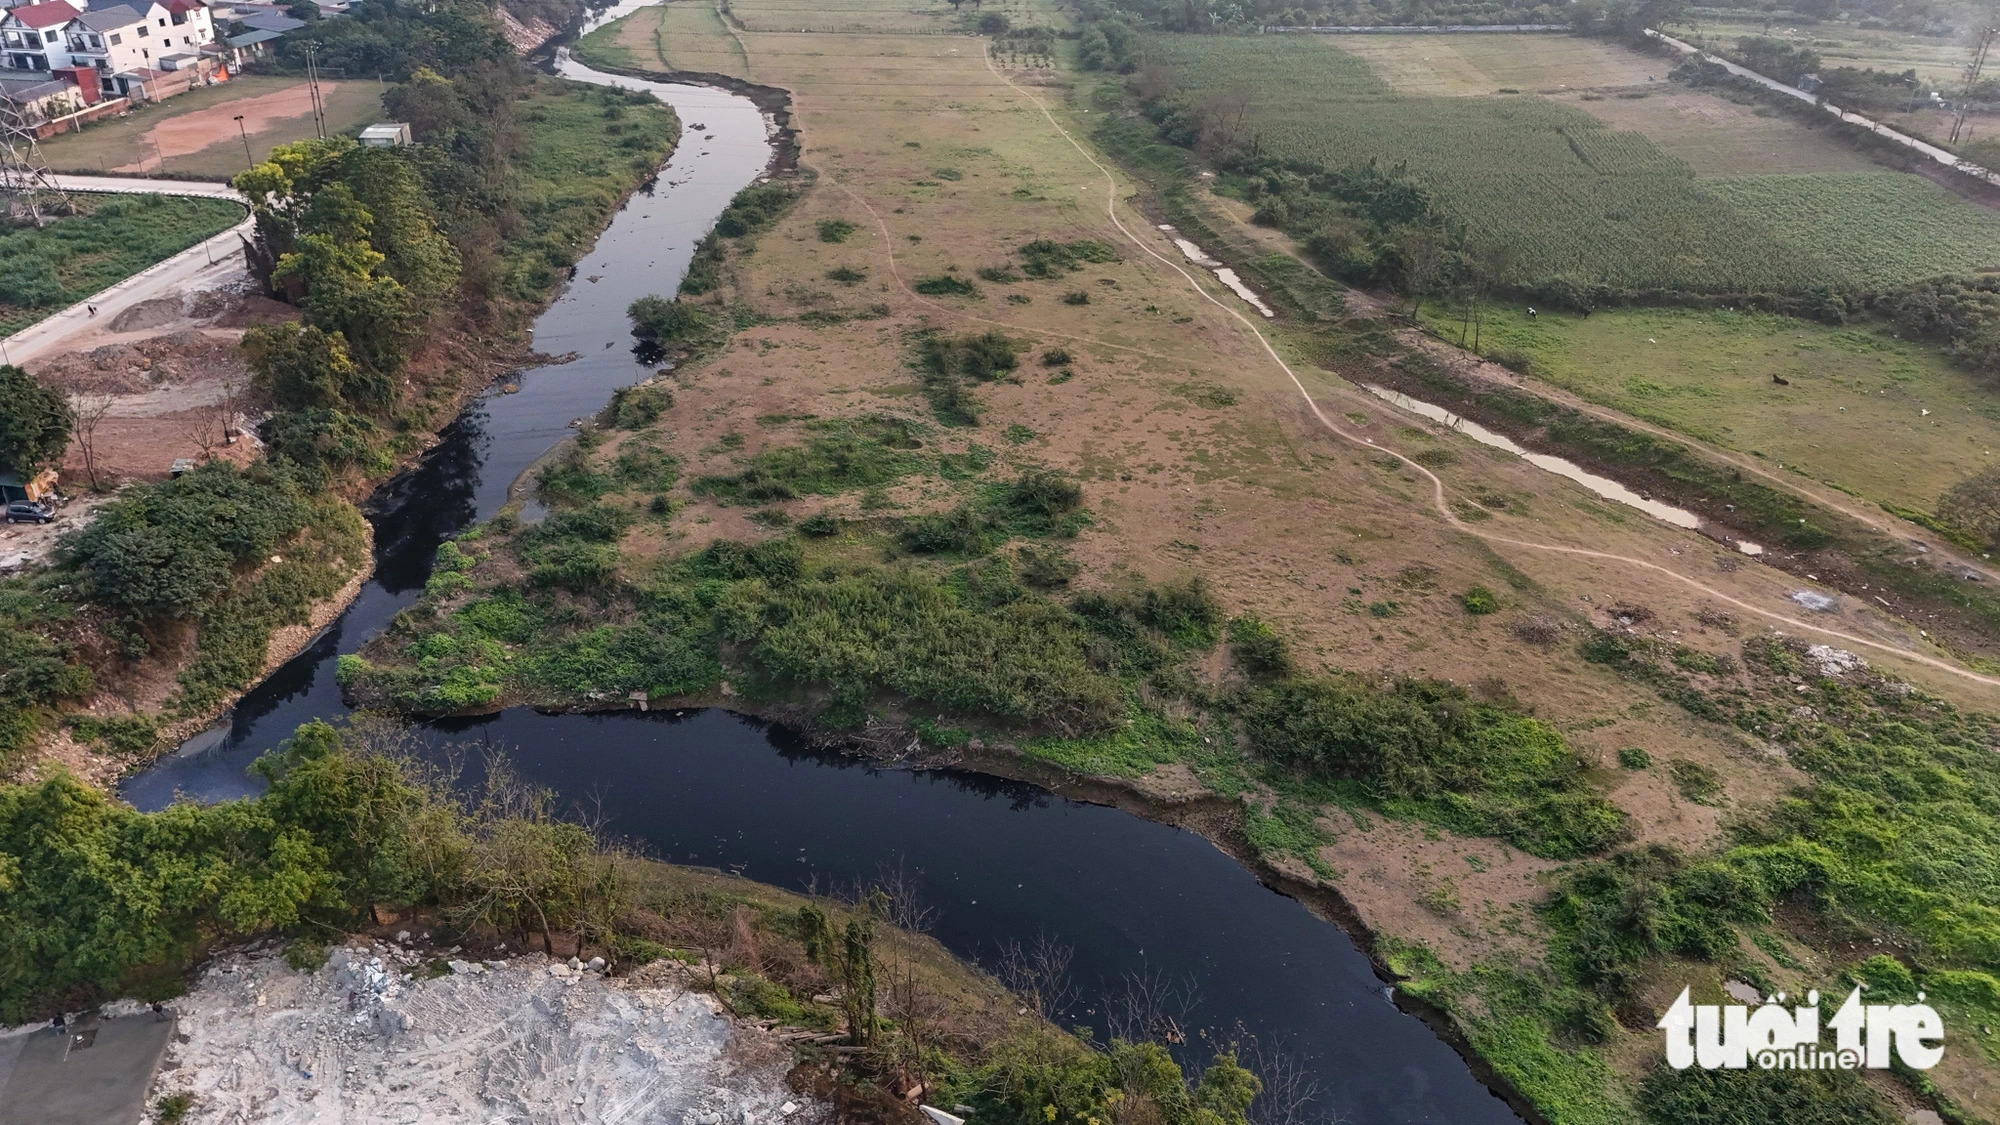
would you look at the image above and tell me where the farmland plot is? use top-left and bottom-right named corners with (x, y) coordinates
top-left (1144, 34), bottom-right (2000, 294)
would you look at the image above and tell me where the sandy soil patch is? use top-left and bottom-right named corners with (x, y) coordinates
top-left (111, 83), bottom-right (353, 173)
top-left (144, 943), bottom-right (818, 1125)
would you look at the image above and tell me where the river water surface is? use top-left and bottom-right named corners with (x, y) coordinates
top-left (121, 30), bottom-right (1523, 1125)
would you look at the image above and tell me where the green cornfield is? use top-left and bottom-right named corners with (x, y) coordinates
top-left (1138, 35), bottom-right (2000, 294)
top-left (1705, 171), bottom-right (2000, 287)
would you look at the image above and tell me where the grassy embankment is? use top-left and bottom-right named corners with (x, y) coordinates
top-left (573, 0), bottom-right (751, 77)
top-left (0, 194), bottom-right (243, 335)
top-left (0, 61), bottom-right (679, 774)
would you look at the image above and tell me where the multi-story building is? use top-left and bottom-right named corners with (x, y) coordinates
top-left (0, 2), bottom-right (80, 72)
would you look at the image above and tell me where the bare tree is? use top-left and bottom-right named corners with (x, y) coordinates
top-left (181, 403), bottom-right (224, 462)
top-left (68, 392), bottom-right (114, 490)
top-left (1133, 63), bottom-right (1178, 104)
top-left (1233, 1027), bottom-right (1339, 1125)
top-left (1106, 965), bottom-right (1198, 1045)
top-left (994, 934), bottom-right (1078, 1023)
top-left (1401, 227), bottom-right (1449, 322)
top-left (219, 373), bottom-right (245, 445)
top-left (1196, 89), bottom-right (1257, 160)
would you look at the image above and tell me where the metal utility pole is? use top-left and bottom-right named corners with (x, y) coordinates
top-left (1949, 25), bottom-right (1996, 148)
top-left (234, 113), bottom-right (252, 167)
top-left (303, 41), bottom-right (327, 140)
top-left (0, 91), bottom-right (74, 227)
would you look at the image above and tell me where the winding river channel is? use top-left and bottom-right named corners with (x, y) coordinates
top-left (121, 27), bottom-right (1523, 1124)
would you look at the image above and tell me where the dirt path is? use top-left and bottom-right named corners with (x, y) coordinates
top-left (968, 49), bottom-right (2000, 692)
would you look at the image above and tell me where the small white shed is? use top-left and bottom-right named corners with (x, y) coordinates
top-left (358, 122), bottom-right (412, 147)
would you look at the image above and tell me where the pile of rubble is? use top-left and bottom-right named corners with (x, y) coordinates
top-left (33, 330), bottom-right (253, 396)
top-left (148, 938), bottom-right (818, 1124)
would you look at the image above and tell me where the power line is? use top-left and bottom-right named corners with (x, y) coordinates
top-left (1948, 25), bottom-right (1995, 148)
top-left (0, 90), bottom-right (74, 227)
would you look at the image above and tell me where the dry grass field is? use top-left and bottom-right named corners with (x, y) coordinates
top-left (39, 76), bottom-right (388, 179)
top-left (562, 8), bottom-right (2000, 1118)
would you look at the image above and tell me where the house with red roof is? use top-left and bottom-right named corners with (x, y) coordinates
top-left (0, 1), bottom-right (81, 71)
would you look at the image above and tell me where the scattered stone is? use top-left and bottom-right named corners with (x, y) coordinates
top-left (1804, 644), bottom-right (1866, 678)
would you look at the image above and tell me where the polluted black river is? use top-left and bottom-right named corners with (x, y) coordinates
top-left (121, 20), bottom-right (1524, 1124)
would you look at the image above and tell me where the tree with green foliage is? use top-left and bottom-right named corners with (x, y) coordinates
top-left (0, 365), bottom-right (70, 474)
top-left (61, 462), bottom-right (309, 621)
top-left (243, 322), bottom-right (378, 413)
top-left (627, 295), bottom-right (715, 346)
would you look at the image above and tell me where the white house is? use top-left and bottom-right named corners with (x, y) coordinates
top-left (65, 4), bottom-right (153, 88)
top-left (1, 1), bottom-right (81, 72)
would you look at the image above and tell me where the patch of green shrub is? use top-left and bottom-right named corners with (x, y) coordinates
top-left (1018, 238), bottom-right (1119, 278)
top-left (1460, 586), bottom-right (1499, 615)
top-left (609, 384), bottom-right (672, 428)
top-left (913, 275), bottom-right (978, 297)
top-left (1617, 746), bottom-right (1651, 769)
top-left (1243, 675), bottom-right (1625, 858)
top-left (1228, 614), bottom-right (1291, 677)
top-left (816, 219), bottom-right (856, 243)
top-left (693, 417), bottom-right (925, 502)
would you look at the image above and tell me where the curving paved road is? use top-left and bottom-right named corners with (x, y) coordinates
top-left (2, 174), bottom-right (251, 367)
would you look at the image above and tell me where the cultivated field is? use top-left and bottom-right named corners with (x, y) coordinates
top-left (576, 0), bottom-right (751, 77)
top-left (1428, 304), bottom-right (2000, 511)
top-left (39, 76), bottom-right (387, 180)
top-left (1144, 33), bottom-right (2000, 292)
top-left (1331, 32), bottom-right (1666, 94)
top-left (1706, 170), bottom-right (2000, 284)
top-left (1563, 86), bottom-right (1878, 173)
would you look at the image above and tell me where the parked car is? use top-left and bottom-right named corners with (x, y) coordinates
top-left (4, 501), bottom-right (54, 524)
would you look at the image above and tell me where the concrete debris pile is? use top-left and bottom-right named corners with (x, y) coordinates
top-left (32, 330), bottom-right (253, 395)
top-left (1805, 644), bottom-right (1867, 679)
top-left (149, 943), bottom-right (819, 1123)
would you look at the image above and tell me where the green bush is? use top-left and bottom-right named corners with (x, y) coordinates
top-left (1018, 239), bottom-right (1118, 279)
top-left (693, 418), bottom-right (924, 502)
top-left (1228, 614), bottom-right (1291, 677)
top-left (1616, 746), bottom-right (1651, 769)
top-left (913, 275), bottom-right (978, 297)
top-left (1460, 586), bottom-right (1499, 615)
top-left (63, 462), bottom-right (310, 622)
top-left (1669, 759), bottom-right (1723, 805)
top-left (1243, 674), bottom-right (1624, 858)
top-left (816, 219), bottom-right (856, 243)
top-left (627, 295), bottom-right (716, 345)
top-left (1636, 1061), bottom-right (1893, 1125)
top-left (609, 384), bottom-right (672, 428)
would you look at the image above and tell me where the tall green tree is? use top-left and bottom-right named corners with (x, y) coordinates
top-left (0, 365), bottom-right (71, 475)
